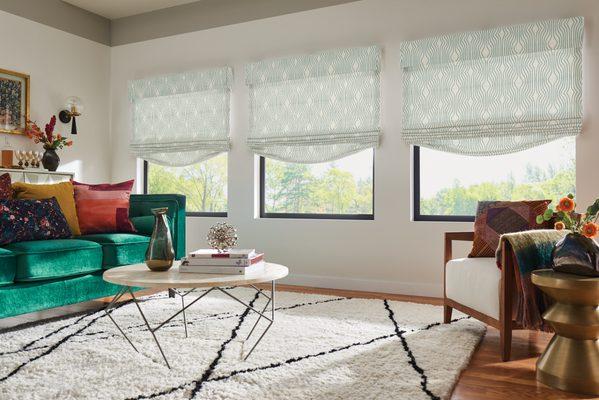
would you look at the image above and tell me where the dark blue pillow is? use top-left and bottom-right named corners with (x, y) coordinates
top-left (0, 197), bottom-right (72, 245)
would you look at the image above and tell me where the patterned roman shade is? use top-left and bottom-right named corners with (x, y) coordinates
top-left (245, 46), bottom-right (381, 163)
top-left (400, 17), bottom-right (583, 156)
top-left (129, 67), bottom-right (232, 166)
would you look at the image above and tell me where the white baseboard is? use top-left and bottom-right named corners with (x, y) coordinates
top-left (280, 273), bottom-right (443, 298)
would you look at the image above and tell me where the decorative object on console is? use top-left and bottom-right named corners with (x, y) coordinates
top-left (145, 207), bottom-right (175, 271)
top-left (24, 115), bottom-right (73, 171)
top-left (0, 197), bottom-right (72, 245)
top-left (12, 181), bottom-right (80, 236)
top-left (58, 96), bottom-right (83, 135)
top-left (537, 194), bottom-right (599, 277)
top-left (72, 180), bottom-right (136, 234)
top-left (0, 173), bottom-right (12, 199)
top-left (469, 200), bottom-right (552, 257)
top-left (206, 222), bottom-right (237, 252)
top-left (1, 149), bottom-right (13, 168)
top-left (0, 68), bottom-right (30, 135)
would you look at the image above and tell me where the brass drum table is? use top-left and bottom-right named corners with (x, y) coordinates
top-left (531, 269), bottom-right (599, 395)
top-left (103, 262), bottom-right (289, 369)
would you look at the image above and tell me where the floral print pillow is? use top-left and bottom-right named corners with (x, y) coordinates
top-left (0, 198), bottom-right (72, 245)
top-left (0, 173), bottom-right (12, 199)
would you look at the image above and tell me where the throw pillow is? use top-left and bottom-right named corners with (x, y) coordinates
top-left (469, 200), bottom-right (552, 258)
top-left (12, 181), bottom-right (81, 236)
top-left (0, 173), bottom-right (12, 199)
top-left (73, 180), bottom-right (136, 234)
top-left (0, 198), bottom-right (72, 245)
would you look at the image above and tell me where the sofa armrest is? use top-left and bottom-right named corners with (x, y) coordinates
top-left (129, 194), bottom-right (186, 259)
top-left (444, 232), bottom-right (474, 265)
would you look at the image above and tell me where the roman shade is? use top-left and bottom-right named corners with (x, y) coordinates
top-left (129, 67), bottom-right (232, 166)
top-left (246, 46), bottom-right (381, 163)
top-left (400, 17), bottom-right (583, 156)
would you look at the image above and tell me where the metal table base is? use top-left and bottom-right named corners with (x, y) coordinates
top-left (104, 282), bottom-right (276, 369)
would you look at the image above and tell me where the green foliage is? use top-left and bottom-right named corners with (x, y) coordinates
top-left (421, 162), bottom-right (575, 216)
top-left (148, 154), bottom-right (227, 213)
top-left (265, 159), bottom-right (372, 214)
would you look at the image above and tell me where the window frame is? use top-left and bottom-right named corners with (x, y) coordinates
top-left (143, 160), bottom-right (228, 218)
top-left (412, 146), bottom-right (475, 222)
top-left (259, 155), bottom-right (375, 220)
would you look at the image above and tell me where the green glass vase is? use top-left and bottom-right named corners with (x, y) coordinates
top-left (145, 207), bottom-right (175, 271)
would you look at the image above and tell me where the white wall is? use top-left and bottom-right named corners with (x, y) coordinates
top-left (0, 11), bottom-right (111, 182)
top-left (109, 0), bottom-right (599, 297)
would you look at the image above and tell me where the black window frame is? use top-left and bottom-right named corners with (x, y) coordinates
top-left (412, 146), bottom-right (475, 222)
top-left (259, 154), bottom-right (375, 220)
top-left (143, 160), bottom-right (228, 218)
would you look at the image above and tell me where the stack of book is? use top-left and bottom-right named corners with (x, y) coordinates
top-left (180, 249), bottom-right (265, 275)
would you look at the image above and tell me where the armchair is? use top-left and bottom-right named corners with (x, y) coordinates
top-left (443, 232), bottom-right (517, 361)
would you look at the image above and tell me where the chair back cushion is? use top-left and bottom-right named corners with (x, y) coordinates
top-left (469, 200), bottom-right (551, 257)
top-left (0, 173), bottom-right (12, 199)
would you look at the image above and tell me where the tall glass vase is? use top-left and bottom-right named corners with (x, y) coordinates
top-left (145, 207), bottom-right (175, 271)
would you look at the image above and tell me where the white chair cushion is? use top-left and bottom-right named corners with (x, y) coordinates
top-left (445, 257), bottom-right (501, 320)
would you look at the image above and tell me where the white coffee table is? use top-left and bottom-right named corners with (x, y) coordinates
top-left (103, 261), bottom-right (289, 368)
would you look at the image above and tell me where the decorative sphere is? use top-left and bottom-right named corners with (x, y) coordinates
top-left (206, 223), bottom-right (238, 252)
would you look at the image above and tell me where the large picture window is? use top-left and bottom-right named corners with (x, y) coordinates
top-left (144, 153), bottom-right (227, 216)
top-left (413, 138), bottom-right (576, 221)
top-left (260, 149), bottom-right (374, 219)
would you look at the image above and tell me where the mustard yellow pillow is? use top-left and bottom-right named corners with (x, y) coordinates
top-left (12, 181), bottom-right (81, 236)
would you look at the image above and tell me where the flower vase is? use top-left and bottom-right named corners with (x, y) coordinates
top-left (41, 149), bottom-right (60, 171)
top-left (145, 207), bottom-right (175, 271)
top-left (552, 232), bottom-right (599, 277)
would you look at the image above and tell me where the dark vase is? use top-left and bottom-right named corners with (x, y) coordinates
top-left (145, 207), bottom-right (175, 271)
top-left (552, 232), bottom-right (599, 277)
top-left (41, 149), bottom-right (60, 171)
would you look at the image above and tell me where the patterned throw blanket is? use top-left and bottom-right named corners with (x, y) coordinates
top-left (496, 229), bottom-right (566, 331)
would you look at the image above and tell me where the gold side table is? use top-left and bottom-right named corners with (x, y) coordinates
top-left (531, 269), bottom-right (599, 395)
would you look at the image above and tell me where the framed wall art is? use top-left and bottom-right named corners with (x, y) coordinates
top-left (0, 68), bottom-right (30, 135)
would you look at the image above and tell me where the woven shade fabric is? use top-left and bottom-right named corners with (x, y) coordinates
top-left (245, 46), bottom-right (381, 163)
top-left (400, 17), bottom-right (583, 156)
top-left (129, 67), bottom-right (232, 166)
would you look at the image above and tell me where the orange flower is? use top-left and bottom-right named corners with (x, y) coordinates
top-left (555, 204), bottom-right (562, 212)
top-left (582, 222), bottom-right (598, 238)
top-left (66, 140), bottom-right (73, 146)
top-left (554, 221), bottom-right (565, 231)
top-left (558, 197), bottom-right (575, 213)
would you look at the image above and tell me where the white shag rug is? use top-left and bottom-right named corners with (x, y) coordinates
top-left (0, 288), bottom-right (485, 400)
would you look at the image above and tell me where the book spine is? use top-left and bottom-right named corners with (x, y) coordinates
top-left (179, 265), bottom-right (245, 275)
top-left (185, 254), bottom-right (264, 267)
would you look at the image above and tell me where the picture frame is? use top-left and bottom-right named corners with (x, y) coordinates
top-left (0, 68), bottom-right (30, 135)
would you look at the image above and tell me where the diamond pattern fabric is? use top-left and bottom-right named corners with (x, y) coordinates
top-left (245, 46), bottom-right (381, 163)
top-left (129, 67), bottom-right (232, 166)
top-left (400, 17), bottom-right (583, 156)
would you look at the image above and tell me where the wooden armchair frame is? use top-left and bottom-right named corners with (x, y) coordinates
top-left (443, 232), bottom-right (517, 361)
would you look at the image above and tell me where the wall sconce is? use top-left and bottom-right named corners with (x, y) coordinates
top-left (58, 96), bottom-right (84, 135)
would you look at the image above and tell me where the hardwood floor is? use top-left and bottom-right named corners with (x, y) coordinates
top-left (1, 285), bottom-right (595, 399)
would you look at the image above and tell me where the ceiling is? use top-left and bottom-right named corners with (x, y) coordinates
top-left (62, 0), bottom-right (201, 19)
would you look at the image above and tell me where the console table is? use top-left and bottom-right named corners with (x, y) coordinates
top-left (0, 168), bottom-right (74, 184)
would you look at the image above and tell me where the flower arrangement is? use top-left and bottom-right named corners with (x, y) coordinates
top-left (24, 116), bottom-right (73, 150)
top-left (537, 194), bottom-right (599, 239)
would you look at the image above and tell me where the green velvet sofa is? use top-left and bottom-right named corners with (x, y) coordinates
top-left (0, 194), bottom-right (185, 320)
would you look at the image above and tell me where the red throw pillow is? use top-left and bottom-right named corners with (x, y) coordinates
top-left (469, 200), bottom-right (552, 258)
top-left (0, 173), bottom-right (12, 199)
top-left (72, 180), bottom-right (136, 234)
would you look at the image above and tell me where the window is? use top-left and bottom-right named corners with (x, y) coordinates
top-left (144, 153), bottom-right (227, 216)
top-left (413, 138), bottom-right (576, 221)
top-left (260, 149), bottom-right (374, 219)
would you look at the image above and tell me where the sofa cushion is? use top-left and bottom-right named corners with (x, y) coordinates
top-left (0, 248), bottom-right (16, 286)
top-left (445, 257), bottom-right (501, 319)
top-left (4, 239), bottom-right (103, 282)
top-left (78, 233), bottom-right (149, 268)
